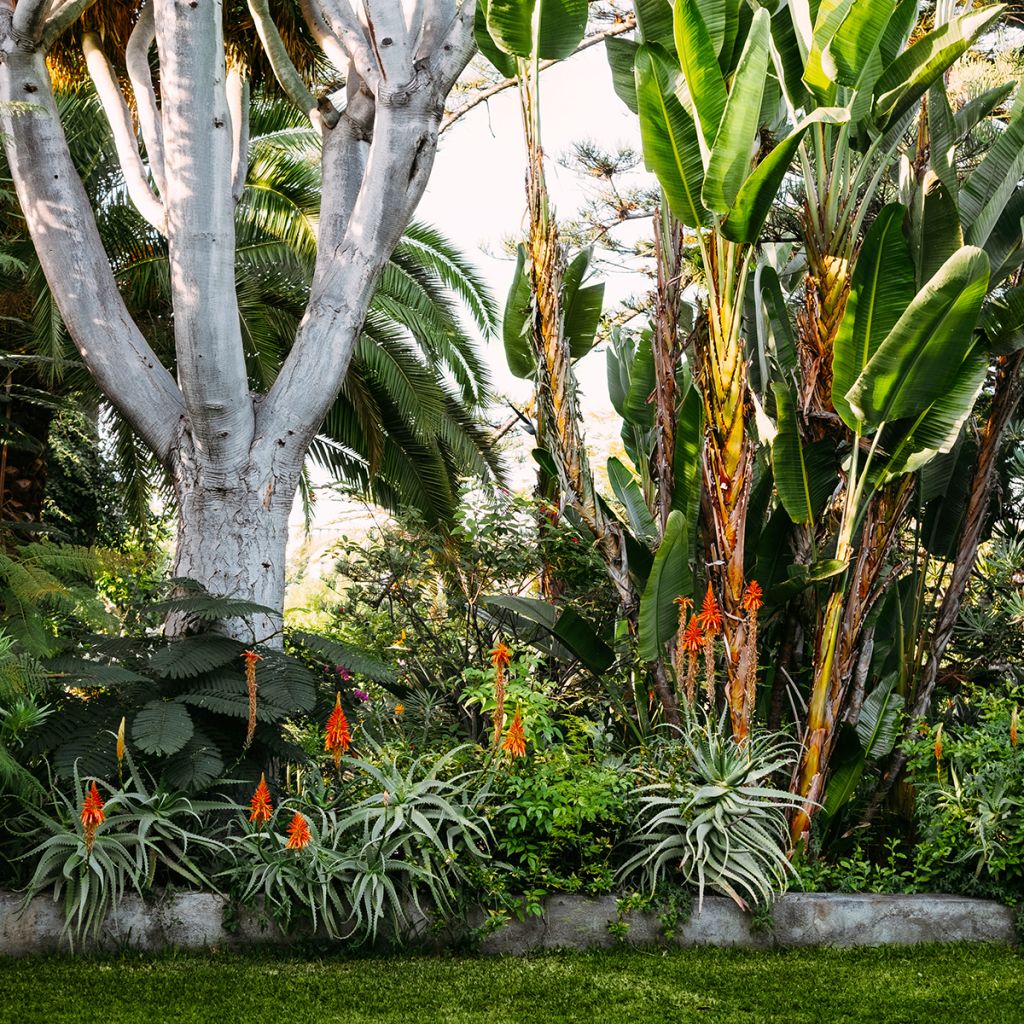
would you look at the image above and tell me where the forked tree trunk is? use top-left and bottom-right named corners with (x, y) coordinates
top-left (0, 0), bottom-right (477, 643)
top-left (170, 443), bottom-right (297, 641)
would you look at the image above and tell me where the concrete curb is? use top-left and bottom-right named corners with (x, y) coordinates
top-left (0, 890), bottom-right (1016, 956)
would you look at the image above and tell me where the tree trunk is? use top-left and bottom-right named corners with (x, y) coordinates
top-left (0, 0), bottom-right (478, 640)
top-left (169, 439), bottom-right (296, 641)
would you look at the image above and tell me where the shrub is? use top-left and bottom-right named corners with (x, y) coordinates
top-left (618, 716), bottom-right (800, 910)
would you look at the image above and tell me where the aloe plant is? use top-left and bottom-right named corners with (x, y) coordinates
top-left (618, 716), bottom-right (801, 909)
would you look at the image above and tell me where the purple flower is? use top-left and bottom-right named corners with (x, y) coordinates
top-left (353, 689), bottom-right (370, 702)
top-left (335, 666), bottom-right (352, 682)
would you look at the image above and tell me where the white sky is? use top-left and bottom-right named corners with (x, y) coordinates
top-left (418, 45), bottom-right (648, 418)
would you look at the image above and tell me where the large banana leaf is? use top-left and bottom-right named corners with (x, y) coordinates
top-left (827, 0), bottom-right (894, 88)
top-left (802, 0), bottom-right (855, 101)
top-left (608, 456), bottom-right (658, 544)
top-left (961, 91), bottom-right (1024, 251)
top-left (485, 0), bottom-right (589, 60)
top-left (921, 432), bottom-right (978, 560)
top-left (502, 244), bottom-right (534, 378)
top-left (636, 0), bottom-right (675, 46)
top-left (832, 204), bottom-right (916, 431)
top-left (721, 107), bottom-right (848, 244)
top-left (474, 0), bottom-right (518, 77)
top-left (908, 171), bottom-right (962, 291)
top-left (770, 379), bottom-right (815, 525)
top-left (635, 44), bottom-right (710, 228)
top-left (982, 285), bottom-right (1024, 355)
top-left (871, 7), bottom-right (1004, 130)
top-left (845, 246), bottom-right (989, 430)
top-left (756, 265), bottom-right (798, 373)
top-left (562, 248), bottom-right (605, 359)
top-left (606, 36), bottom-right (641, 113)
top-left (702, 7), bottom-right (770, 215)
top-left (673, 0), bottom-right (727, 148)
top-left (877, 342), bottom-right (988, 480)
top-left (623, 332), bottom-right (657, 429)
top-left (638, 509), bottom-right (692, 661)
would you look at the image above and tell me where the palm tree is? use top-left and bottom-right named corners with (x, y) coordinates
top-left (1, 86), bottom-right (503, 537)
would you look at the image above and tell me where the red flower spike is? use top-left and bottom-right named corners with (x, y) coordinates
top-left (285, 812), bottom-right (311, 850)
top-left (81, 781), bottom-right (105, 850)
top-left (502, 708), bottom-right (527, 759)
top-left (325, 692), bottom-right (352, 767)
top-left (682, 615), bottom-right (704, 653)
top-left (697, 583), bottom-right (723, 634)
top-left (742, 580), bottom-right (764, 613)
top-left (249, 773), bottom-right (273, 826)
top-left (490, 642), bottom-right (512, 670)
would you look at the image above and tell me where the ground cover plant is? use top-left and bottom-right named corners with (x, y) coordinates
top-left (1, 945), bottom-right (1020, 1024)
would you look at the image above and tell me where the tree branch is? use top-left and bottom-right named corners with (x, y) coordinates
top-left (315, 0), bottom-right (382, 91)
top-left (11, 0), bottom-right (50, 45)
top-left (441, 14), bottom-right (635, 133)
top-left (247, 0), bottom-right (336, 129)
top-left (297, 0), bottom-right (350, 74)
top-left (0, 30), bottom-right (184, 461)
top-left (41, 0), bottom-right (94, 49)
top-left (82, 33), bottom-right (167, 233)
top-left (153, 0), bottom-right (253, 477)
top-left (227, 66), bottom-right (250, 204)
top-left (125, 0), bottom-right (166, 199)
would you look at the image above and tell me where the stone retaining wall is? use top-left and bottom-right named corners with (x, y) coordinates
top-left (0, 890), bottom-right (1015, 957)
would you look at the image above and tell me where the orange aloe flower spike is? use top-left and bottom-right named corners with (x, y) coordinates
top-left (285, 812), bottom-right (311, 850)
top-left (490, 641), bottom-right (512, 669)
top-left (249, 773), bottom-right (273, 825)
top-left (324, 692), bottom-right (352, 767)
top-left (697, 583), bottom-right (723, 634)
top-left (81, 781), bottom-right (105, 850)
top-left (502, 708), bottom-right (527, 759)
top-left (742, 580), bottom-right (763, 613)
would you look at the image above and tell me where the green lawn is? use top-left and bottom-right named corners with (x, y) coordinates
top-left (1, 944), bottom-right (1020, 1024)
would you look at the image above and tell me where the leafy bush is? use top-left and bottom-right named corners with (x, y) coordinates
top-left (904, 681), bottom-right (1024, 903)
top-left (19, 761), bottom-right (228, 944)
top-left (224, 744), bottom-right (492, 943)
top-left (483, 720), bottom-right (631, 898)
top-left (618, 717), bottom-right (800, 910)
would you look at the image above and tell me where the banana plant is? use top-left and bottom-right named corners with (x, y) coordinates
top-left (613, 0), bottom-right (847, 741)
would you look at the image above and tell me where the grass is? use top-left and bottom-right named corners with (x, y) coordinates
top-left (1, 944), bottom-right (1020, 1024)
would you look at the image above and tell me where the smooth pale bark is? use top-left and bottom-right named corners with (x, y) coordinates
top-left (0, 0), bottom-right (478, 641)
top-left (125, 1), bottom-right (167, 199)
top-left (0, 12), bottom-right (184, 460)
top-left (154, 0), bottom-right (253, 480)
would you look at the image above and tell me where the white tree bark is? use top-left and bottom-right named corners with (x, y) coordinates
top-left (0, 0), bottom-right (478, 641)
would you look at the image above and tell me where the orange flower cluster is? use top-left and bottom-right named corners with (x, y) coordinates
top-left (698, 584), bottom-right (721, 706)
top-left (285, 812), bottom-right (311, 850)
top-left (80, 782), bottom-right (105, 851)
top-left (697, 583), bottom-right (722, 634)
top-left (242, 649), bottom-right (262, 750)
top-left (490, 641), bottom-right (512, 748)
top-left (742, 581), bottom-right (763, 717)
top-left (502, 708), bottom-right (526, 759)
top-left (249, 773), bottom-right (273, 825)
top-left (325, 693), bottom-right (352, 767)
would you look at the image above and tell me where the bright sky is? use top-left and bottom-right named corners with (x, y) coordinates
top-left (418, 44), bottom-right (648, 419)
